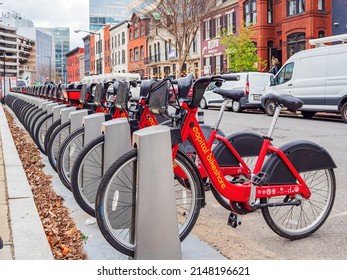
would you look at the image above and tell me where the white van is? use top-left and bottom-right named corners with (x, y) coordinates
top-left (263, 34), bottom-right (347, 122)
top-left (201, 72), bottom-right (273, 112)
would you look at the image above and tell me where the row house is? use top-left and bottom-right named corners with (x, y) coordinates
top-left (80, 0), bottom-right (336, 79)
top-left (127, 13), bottom-right (149, 78)
top-left (241, 0), bottom-right (332, 70)
top-left (110, 21), bottom-right (129, 74)
top-left (145, 13), bottom-right (201, 79)
top-left (201, 0), bottom-right (239, 75)
top-left (66, 47), bottom-right (84, 82)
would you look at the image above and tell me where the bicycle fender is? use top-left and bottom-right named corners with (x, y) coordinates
top-left (213, 132), bottom-right (264, 166)
top-left (261, 140), bottom-right (337, 185)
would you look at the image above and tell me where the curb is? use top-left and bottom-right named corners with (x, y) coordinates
top-left (0, 103), bottom-right (53, 260)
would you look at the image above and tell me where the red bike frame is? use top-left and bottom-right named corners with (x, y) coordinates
top-left (173, 102), bottom-right (311, 205)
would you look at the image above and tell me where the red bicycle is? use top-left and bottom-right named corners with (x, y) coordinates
top-left (95, 74), bottom-right (336, 257)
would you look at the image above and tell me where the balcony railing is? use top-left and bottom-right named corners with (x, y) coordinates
top-left (144, 54), bottom-right (161, 64)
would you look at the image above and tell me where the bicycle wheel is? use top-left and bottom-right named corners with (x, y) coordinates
top-left (56, 127), bottom-right (85, 191)
top-left (70, 135), bottom-right (104, 216)
top-left (44, 119), bottom-right (61, 154)
top-left (95, 149), bottom-right (203, 257)
top-left (29, 111), bottom-right (46, 138)
top-left (47, 122), bottom-right (71, 172)
top-left (34, 113), bottom-right (53, 154)
top-left (261, 168), bottom-right (336, 240)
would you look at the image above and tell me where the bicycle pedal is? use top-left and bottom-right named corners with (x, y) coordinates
top-left (252, 172), bottom-right (269, 186)
top-left (227, 212), bottom-right (242, 228)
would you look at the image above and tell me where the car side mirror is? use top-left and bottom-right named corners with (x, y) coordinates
top-left (270, 75), bottom-right (276, 86)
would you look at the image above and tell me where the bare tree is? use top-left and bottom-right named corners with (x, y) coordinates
top-left (140, 0), bottom-right (216, 77)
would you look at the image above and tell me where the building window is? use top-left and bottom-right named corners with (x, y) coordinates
top-left (204, 20), bottom-right (210, 40)
top-left (122, 32), bottom-right (125, 44)
top-left (130, 49), bottom-right (133, 62)
top-left (287, 32), bottom-right (306, 58)
top-left (134, 47), bottom-right (139, 62)
top-left (121, 50), bottom-right (125, 64)
top-left (226, 11), bottom-right (236, 34)
top-left (134, 28), bottom-right (139, 39)
top-left (140, 45), bottom-right (144, 60)
top-left (165, 41), bottom-right (168, 60)
top-left (287, 0), bottom-right (305, 16)
top-left (267, 0), bottom-right (273, 24)
top-left (215, 17), bottom-right (221, 37)
top-left (318, 31), bottom-right (325, 38)
top-left (318, 0), bottom-right (324, 11)
top-left (193, 36), bottom-right (198, 53)
top-left (244, 0), bottom-right (257, 27)
top-left (129, 30), bottom-right (132, 40)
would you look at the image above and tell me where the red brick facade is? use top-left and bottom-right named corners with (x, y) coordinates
top-left (66, 47), bottom-right (84, 82)
top-left (128, 13), bottom-right (149, 77)
top-left (239, 0), bottom-right (332, 70)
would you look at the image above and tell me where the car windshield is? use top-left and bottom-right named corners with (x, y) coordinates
top-left (17, 80), bottom-right (26, 87)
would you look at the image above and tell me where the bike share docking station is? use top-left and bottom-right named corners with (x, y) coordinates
top-left (59, 107), bottom-right (76, 125)
top-left (102, 118), bottom-right (131, 172)
top-left (132, 125), bottom-right (182, 260)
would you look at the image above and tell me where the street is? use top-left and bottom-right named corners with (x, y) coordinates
top-left (191, 108), bottom-right (347, 260)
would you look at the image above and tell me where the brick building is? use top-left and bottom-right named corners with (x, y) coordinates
top-left (66, 47), bottom-right (84, 82)
top-left (128, 13), bottom-right (150, 78)
top-left (240, 0), bottom-right (332, 70)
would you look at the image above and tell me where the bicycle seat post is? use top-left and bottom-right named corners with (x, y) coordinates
top-left (267, 105), bottom-right (281, 138)
top-left (213, 99), bottom-right (229, 130)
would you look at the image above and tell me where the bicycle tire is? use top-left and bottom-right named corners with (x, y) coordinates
top-left (56, 127), bottom-right (85, 191)
top-left (261, 168), bottom-right (336, 240)
top-left (34, 113), bottom-right (53, 154)
top-left (95, 148), bottom-right (203, 257)
top-left (29, 111), bottom-right (46, 138)
top-left (70, 135), bottom-right (104, 216)
top-left (44, 119), bottom-right (61, 154)
top-left (23, 106), bottom-right (39, 130)
top-left (47, 122), bottom-right (71, 172)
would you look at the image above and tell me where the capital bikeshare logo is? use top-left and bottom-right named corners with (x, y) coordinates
top-left (193, 126), bottom-right (226, 189)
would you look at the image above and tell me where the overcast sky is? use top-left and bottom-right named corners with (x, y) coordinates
top-left (1, 0), bottom-right (89, 49)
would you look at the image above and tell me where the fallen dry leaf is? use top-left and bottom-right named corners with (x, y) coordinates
top-left (5, 108), bottom-right (87, 260)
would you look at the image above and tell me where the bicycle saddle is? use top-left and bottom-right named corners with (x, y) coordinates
top-left (261, 93), bottom-right (303, 111)
top-left (213, 88), bottom-right (245, 101)
top-left (178, 73), bottom-right (194, 99)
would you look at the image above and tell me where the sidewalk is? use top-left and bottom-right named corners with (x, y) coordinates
top-left (0, 102), bottom-right (227, 260)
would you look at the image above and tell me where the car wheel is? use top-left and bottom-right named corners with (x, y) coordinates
top-left (301, 111), bottom-right (316, 119)
top-left (232, 100), bottom-right (242, 113)
top-left (200, 98), bottom-right (208, 109)
top-left (264, 100), bottom-right (276, 116)
top-left (341, 103), bottom-right (347, 123)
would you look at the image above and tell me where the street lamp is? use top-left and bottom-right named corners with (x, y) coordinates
top-left (75, 29), bottom-right (101, 75)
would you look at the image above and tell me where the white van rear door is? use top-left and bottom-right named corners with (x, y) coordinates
top-left (248, 73), bottom-right (272, 104)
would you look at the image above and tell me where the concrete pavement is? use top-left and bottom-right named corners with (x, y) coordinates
top-left (0, 102), bottom-right (226, 260)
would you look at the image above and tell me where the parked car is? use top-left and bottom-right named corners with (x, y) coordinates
top-left (16, 79), bottom-right (28, 87)
top-left (200, 72), bottom-right (274, 112)
top-left (263, 34), bottom-right (347, 122)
